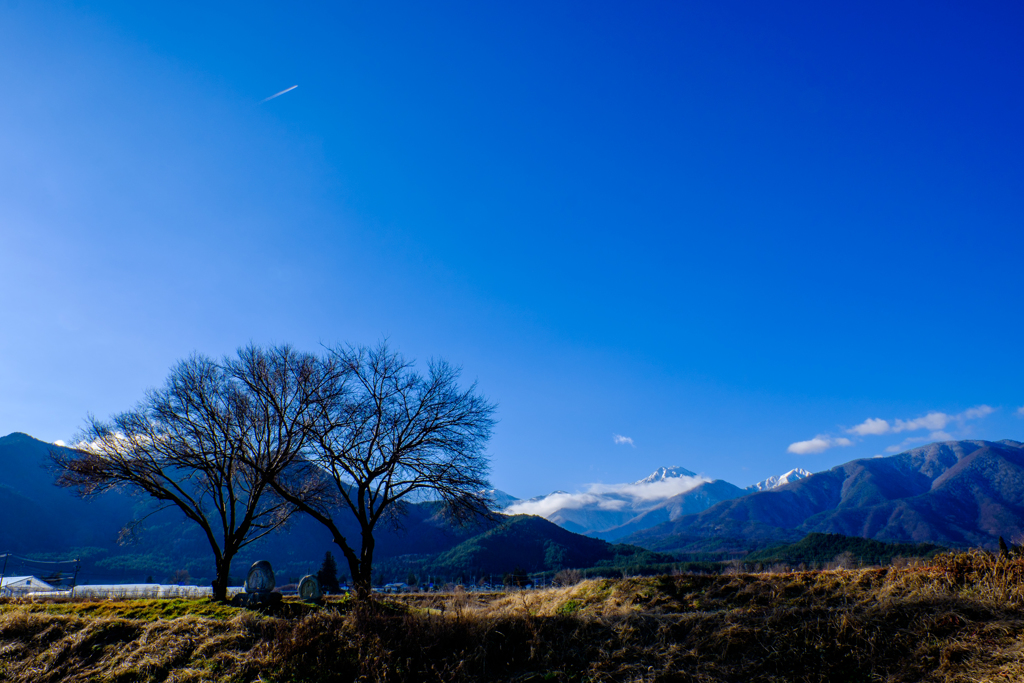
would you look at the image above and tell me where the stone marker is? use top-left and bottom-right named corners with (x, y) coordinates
top-left (231, 560), bottom-right (281, 609)
top-left (298, 574), bottom-right (322, 601)
top-left (245, 560), bottom-right (276, 594)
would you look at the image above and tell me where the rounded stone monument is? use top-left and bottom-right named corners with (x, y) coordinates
top-left (298, 574), bottom-right (322, 601)
top-left (245, 560), bottom-right (276, 594)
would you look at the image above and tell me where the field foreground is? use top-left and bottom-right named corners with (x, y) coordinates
top-left (2, 552), bottom-right (1024, 682)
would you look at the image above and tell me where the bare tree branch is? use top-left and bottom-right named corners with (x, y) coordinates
top-left (261, 341), bottom-right (496, 600)
top-left (51, 346), bottom-right (325, 601)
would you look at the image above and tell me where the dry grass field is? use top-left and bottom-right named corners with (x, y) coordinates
top-left (2, 551), bottom-right (1024, 682)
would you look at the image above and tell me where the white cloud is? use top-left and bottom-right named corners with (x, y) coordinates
top-left (504, 475), bottom-right (709, 518)
top-left (1017, 406), bottom-right (1024, 418)
top-left (589, 477), bottom-right (707, 501)
top-left (613, 434), bottom-right (635, 447)
top-left (845, 405), bottom-right (995, 443)
top-left (788, 437), bottom-right (832, 455)
top-left (787, 436), bottom-right (853, 455)
top-left (893, 412), bottom-right (950, 433)
top-left (963, 405), bottom-right (995, 420)
top-left (889, 405), bottom-right (995, 433)
top-left (847, 418), bottom-right (890, 436)
top-left (792, 404), bottom-right (995, 460)
top-left (505, 491), bottom-right (610, 517)
top-left (787, 438), bottom-right (830, 455)
top-left (52, 440), bottom-right (66, 447)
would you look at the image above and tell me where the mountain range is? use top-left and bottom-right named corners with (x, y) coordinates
top-left (499, 465), bottom-right (810, 540)
top-left (0, 433), bottom-right (661, 585)
top-left (3, 431), bottom-right (1021, 584)
top-left (490, 441), bottom-right (1024, 554)
top-left (620, 439), bottom-right (1024, 552)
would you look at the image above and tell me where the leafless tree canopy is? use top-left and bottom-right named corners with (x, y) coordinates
top-left (53, 341), bottom-right (495, 601)
top-left (265, 342), bottom-right (496, 599)
top-left (52, 345), bottom-right (336, 600)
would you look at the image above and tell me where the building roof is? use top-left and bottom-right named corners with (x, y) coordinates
top-left (0, 576), bottom-right (55, 591)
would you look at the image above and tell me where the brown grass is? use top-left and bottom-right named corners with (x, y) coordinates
top-left (2, 552), bottom-right (1024, 682)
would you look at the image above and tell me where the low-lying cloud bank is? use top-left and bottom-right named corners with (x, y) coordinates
top-left (504, 474), bottom-right (709, 519)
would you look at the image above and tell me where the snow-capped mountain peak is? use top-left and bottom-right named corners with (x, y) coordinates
top-left (634, 466), bottom-right (698, 485)
top-left (746, 468), bottom-right (812, 492)
top-left (478, 489), bottom-right (520, 510)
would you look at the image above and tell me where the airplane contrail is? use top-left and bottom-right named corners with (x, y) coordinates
top-left (261, 85), bottom-right (298, 103)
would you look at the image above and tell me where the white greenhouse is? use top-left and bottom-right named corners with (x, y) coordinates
top-left (0, 576), bottom-right (55, 596)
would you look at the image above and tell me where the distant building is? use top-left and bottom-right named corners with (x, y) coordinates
top-left (0, 576), bottom-right (55, 596)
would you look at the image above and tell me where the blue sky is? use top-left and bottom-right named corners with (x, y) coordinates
top-left (2, 1), bottom-right (1022, 497)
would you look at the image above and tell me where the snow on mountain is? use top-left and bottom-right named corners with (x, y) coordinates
top-left (479, 489), bottom-right (520, 510)
top-left (622, 440), bottom-right (1024, 551)
top-left (633, 466), bottom-right (697, 485)
top-left (503, 467), bottom-right (710, 536)
top-left (498, 465), bottom-right (821, 538)
top-left (746, 468), bottom-right (812, 492)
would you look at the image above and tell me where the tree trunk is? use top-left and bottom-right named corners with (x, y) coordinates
top-left (341, 529), bottom-right (377, 601)
top-left (352, 567), bottom-right (372, 601)
top-left (212, 553), bottom-right (233, 602)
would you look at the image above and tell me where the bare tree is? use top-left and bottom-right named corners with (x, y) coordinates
top-left (264, 342), bottom-right (496, 600)
top-left (52, 345), bottom-right (335, 601)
